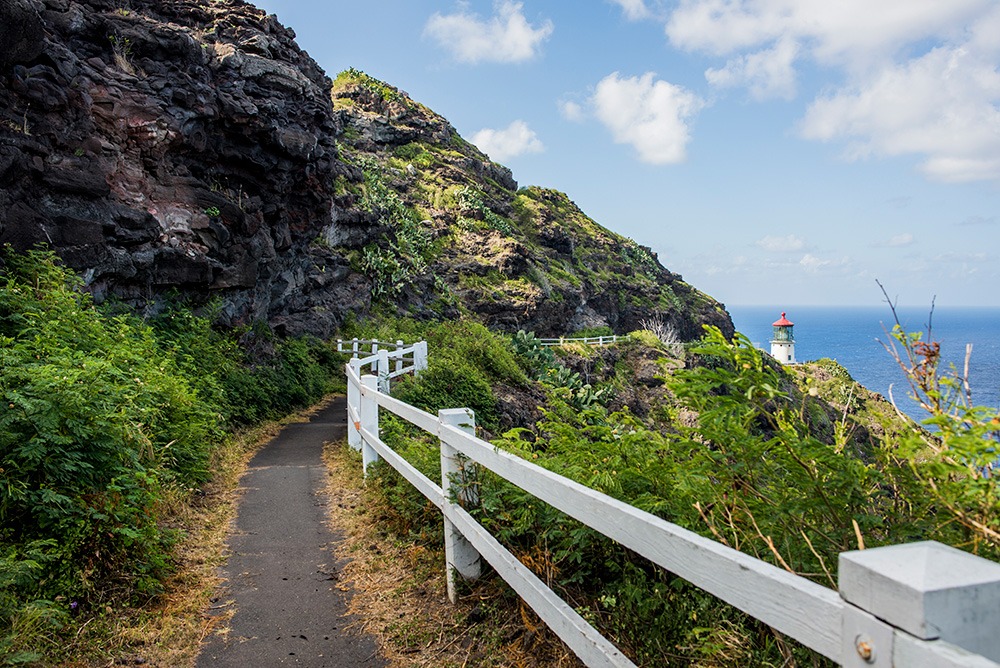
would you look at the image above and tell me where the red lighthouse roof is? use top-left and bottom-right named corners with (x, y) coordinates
top-left (772, 312), bottom-right (794, 327)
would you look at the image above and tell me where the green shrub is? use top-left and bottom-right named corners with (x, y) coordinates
top-left (0, 248), bottom-right (212, 621)
top-left (0, 248), bottom-right (340, 659)
top-left (393, 364), bottom-right (498, 431)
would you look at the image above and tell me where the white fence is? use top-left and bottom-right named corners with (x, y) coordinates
top-left (337, 338), bottom-right (428, 391)
top-left (538, 335), bottom-right (620, 347)
top-left (344, 348), bottom-right (1000, 668)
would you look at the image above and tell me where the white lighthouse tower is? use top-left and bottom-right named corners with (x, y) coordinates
top-left (770, 312), bottom-right (795, 364)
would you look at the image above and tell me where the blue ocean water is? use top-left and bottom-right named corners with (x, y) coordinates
top-left (727, 306), bottom-right (1000, 422)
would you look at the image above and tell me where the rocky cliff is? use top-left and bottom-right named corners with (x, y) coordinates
top-left (0, 0), bottom-right (733, 339)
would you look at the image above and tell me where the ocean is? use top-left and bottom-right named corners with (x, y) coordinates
top-left (727, 306), bottom-right (1000, 423)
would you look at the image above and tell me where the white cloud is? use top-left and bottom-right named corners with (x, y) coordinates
top-left (471, 120), bottom-right (544, 161)
top-left (610, 0), bottom-right (651, 21)
top-left (665, 0), bottom-right (989, 64)
top-left (756, 234), bottom-right (805, 252)
top-left (559, 100), bottom-right (585, 122)
top-left (958, 215), bottom-right (997, 227)
top-left (424, 1), bottom-right (554, 64)
top-left (705, 36), bottom-right (798, 100)
top-left (799, 45), bottom-right (1000, 182)
top-left (799, 253), bottom-right (849, 272)
top-left (798, 254), bottom-right (827, 271)
top-left (591, 72), bottom-right (704, 164)
top-left (664, 1), bottom-right (1000, 183)
top-left (887, 233), bottom-right (914, 247)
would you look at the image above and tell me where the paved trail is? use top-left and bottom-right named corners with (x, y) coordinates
top-left (197, 397), bottom-right (384, 667)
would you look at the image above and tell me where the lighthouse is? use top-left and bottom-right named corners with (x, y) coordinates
top-left (770, 312), bottom-right (795, 364)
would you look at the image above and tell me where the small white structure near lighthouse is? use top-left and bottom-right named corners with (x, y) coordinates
top-left (770, 312), bottom-right (795, 364)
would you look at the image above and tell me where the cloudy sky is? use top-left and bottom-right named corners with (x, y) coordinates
top-left (252, 0), bottom-right (1000, 308)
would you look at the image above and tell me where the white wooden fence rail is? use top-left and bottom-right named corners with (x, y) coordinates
top-left (343, 347), bottom-right (1000, 668)
top-left (538, 335), bottom-right (620, 347)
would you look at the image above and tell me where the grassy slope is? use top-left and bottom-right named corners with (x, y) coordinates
top-left (330, 70), bottom-right (731, 339)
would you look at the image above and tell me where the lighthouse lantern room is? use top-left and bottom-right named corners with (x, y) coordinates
top-left (770, 312), bottom-right (795, 364)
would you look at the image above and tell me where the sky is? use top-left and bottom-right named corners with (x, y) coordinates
top-left (250, 0), bottom-right (1000, 308)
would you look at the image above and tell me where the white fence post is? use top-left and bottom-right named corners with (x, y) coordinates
top-left (413, 341), bottom-right (428, 375)
top-left (439, 408), bottom-right (482, 603)
top-left (377, 349), bottom-right (390, 393)
top-left (839, 541), bottom-right (1000, 666)
top-left (347, 359), bottom-right (362, 451)
top-left (351, 337), bottom-right (359, 357)
top-left (360, 374), bottom-right (380, 476)
top-left (395, 340), bottom-right (404, 375)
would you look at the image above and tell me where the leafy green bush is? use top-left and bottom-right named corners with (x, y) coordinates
top-left (381, 320), bottom-right (527, 432)
top-left (0, 249), bottom-right (213, 621)
top-left (149, 300), bottom-right (338, 426)
top-left (0, 248), bottom-right (340, 660)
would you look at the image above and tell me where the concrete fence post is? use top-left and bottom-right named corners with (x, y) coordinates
top-left (838, 540), bottom-right (1000, 666)
top-left (413, 341), bottom-right (428, 375)
top-left (351, 337), bottom-right (358, 357)
top-left (439, 408), bottom-right (482, 603)
top-left (359, 374), bottom-right (380, 476)
top-left (347, 359), bottom-right (363, 451)
top-left (395, 340), bottom-right (404, 375)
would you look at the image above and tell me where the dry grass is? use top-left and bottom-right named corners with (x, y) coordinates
top-left (321, 440), bottom-right (585, 668)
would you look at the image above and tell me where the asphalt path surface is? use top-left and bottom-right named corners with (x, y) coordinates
top-left (197, 397), bottom-right (385, 667)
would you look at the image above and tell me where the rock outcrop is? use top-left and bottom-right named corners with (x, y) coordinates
top-left (0, 0), bottom-right (370, 335)
top-left (330, 71), bottom-right (733, 338)
top-left (0, 0), bottom-right (734, 339)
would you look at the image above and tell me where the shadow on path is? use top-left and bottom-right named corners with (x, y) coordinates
top-left (197, 397), bottom-right (384, 667)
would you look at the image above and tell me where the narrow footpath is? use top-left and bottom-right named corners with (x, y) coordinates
top-left (197, 397), bottom-right (385, 667)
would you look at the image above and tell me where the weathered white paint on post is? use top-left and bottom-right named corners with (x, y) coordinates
top-left (376, 349), bottom-right (390, 393)
top-left (352, 337), bottom-right (359, 356)
top-left (395, 340), bottom-right (404, 375)
top-left (839, 541), bottom-right (1000, 663)
top-left (413, 341), bottom-right (428, 374)
top-left (359, 374), bottom-right (379, 475)
top-left (346, 359), bottom-right (363, 450)
top-left (439, 408), bottom-right (481, 603)
top-left (840, 599), bottom-right (894, 667)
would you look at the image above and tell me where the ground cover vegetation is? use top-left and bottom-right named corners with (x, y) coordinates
top-left (0, 248), bottom-right (340, 665)
top-left (348, 316), bottom-right (999, 666)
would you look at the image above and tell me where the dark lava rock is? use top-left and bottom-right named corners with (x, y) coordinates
top-left (0, 0), bottom-right (373, 337)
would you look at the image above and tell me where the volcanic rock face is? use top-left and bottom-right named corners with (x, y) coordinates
top-left (0, 0), bottom-right (370, 335)
top-left (0, 0), bottom-right (734, 339)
